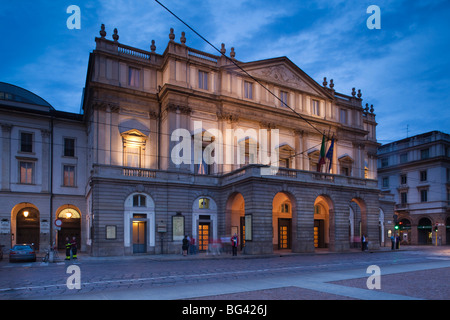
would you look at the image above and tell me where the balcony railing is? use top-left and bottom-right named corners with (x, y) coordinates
top-left (91, 164), bottom-right (378, 190)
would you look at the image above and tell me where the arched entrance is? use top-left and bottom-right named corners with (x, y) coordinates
top-left (418, 217), bottom-right (432, 245)
top-left (16, 206), bottom-right (40, 248)
top-left (124, 193), bottom-right (155, 254)
top-left (226, 192), bottom-right (245, 250)
top-left (351, 198), bottom-right (367, 248)
top-left (313, 195), bottom-right (332, 249)
top-left (56, 207), bottom-right (81, 250)
top-left (272, 192), bottom-right (294, 250)
top-left (192, 196), bottom-right (218, 252)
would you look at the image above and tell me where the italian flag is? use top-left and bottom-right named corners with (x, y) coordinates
top-left (317, 135), bottom-right (326, 172)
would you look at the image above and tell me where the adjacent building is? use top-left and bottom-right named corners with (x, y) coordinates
top-left (378, 131), bottom-right (450, 245)
top-left (0, 25), bottom-right (394, 257)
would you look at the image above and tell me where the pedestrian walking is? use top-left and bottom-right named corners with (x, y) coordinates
top-left (231, 233), bottom-right (239, 256)
top-left (391, 234), bottom-right (395, 250)
top-left (182, 235), bottom-right (189, 256)
top-left (396, 235), bottom-right (400, 249)
top-left (70, 236), bottom-right (78, 259)
top-left (189, 235), bottom-right (197, 255)
top-left (65, 237), bottom-right (71, 260)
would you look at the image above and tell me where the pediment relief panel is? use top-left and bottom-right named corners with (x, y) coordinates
top-left (248, 64), bottom-right (322, 96)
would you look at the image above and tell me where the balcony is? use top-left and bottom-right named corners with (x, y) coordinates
top-left (91, 164), bottom-right (379, 190)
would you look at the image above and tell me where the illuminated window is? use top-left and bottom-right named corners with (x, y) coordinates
top-left (58, 208), bottom-right (81, 219)
top-left (199, 198), bottom-right (210, 209)
top-left (63, 165), bottom-right (75, 186)
top-left (121, 129), bottom-right (147, 168)
top-left (281, 203), bottom-right (290, 213)
top-left (20, 161), bottom-right (33, 184)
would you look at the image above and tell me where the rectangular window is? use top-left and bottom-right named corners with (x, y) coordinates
top-left (128, 67), bottom-right (140, 87)
top-left (20, 132), bottom-right (33, 153)
top-left (381, 157), bottom-right (389, 168)
top-left (244, 81), bottom-right (253, 99)
top-left (382, 177), bottom-right (389, 188)
top-left (125, 146), bottom-right (140, 168)
top-left (280, 91), bottom-right (288, 107)
top-left (400, 192), bottom-right (408, 205)
top-left (63, 165), bottom-right (75, 187)
top-left (311, 100), bottom-right (320, 116)
top-left (421, 148), bottom-right (429, 160)
top-left (420, 189), bottom-right (428, 202)
top-left (340, 109), bottom-right (348, 124)
top-left (399, 153), bottom-right (408, 163)
top-left (64, 138), bottom-right (75, 157)
top-left (400, 174), bottom-right (407, 185)
top-left (20, 161), bottom-right (33, 184)
top-left (420, 170), bottom-right (427, 182)
top-left (198, 70), bottom-right (208, 90)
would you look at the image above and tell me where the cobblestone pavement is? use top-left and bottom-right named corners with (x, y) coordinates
top-left (0, 246), bottom-right (449, 300)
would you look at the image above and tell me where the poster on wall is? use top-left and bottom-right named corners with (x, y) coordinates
top-left (172, 215), bottom-right (184, 241)
top-left (245, 214), bottom-right (252, 241)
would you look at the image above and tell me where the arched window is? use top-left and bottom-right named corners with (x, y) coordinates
top-left (199, 198), bottom-right (210, 209)
top-left (133, 194), bottom-right (146, 207)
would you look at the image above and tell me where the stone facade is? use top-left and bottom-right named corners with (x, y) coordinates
top-left (378, 131), bottom-right (450, 245)
top-left (0, 26), bottom-right (394, 257)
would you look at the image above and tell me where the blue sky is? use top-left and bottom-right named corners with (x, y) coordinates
top-left (1, 0), bottom-right (449, 143)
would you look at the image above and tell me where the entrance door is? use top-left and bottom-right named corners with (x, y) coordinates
top-left (314, 220), bottom-right (325, 248)
top-left (132, 221), bottom-right (146, 253)
top-left (16, 208), bottom-right (40, 249)
top-left (198, 222), bottom-right (210, 252)
top-left (278, 218), bottom-right (291, 249)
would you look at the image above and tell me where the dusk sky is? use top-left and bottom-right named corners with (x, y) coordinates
top-left (1, 0), bottom-right (449, 144)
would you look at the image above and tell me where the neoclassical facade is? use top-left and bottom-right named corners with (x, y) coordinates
top-left (0, 25), bottom-right (394, 256)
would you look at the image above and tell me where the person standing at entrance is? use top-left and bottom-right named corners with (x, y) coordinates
top-left (182, 235), bottom-right (189, 256)
top-left (391, 234), bottom-right (396, 250)
top-left (361, 234), bottom-right (366, 251)
top-left (70, 236), bottom-right (77, 259)
top-left (231, 233), bottom-right (239, 256)
top-left (65, 237), bottom-right (71, 260)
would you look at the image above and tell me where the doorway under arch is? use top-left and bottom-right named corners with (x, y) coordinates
top-left (418, 217), bottom-right (432, 245)
top-left (226, 192), bottom-right (245, 250)
top-left (56, 206), bottom-right (81, 250)
top-left (313, 195), bottom-right (333, 249)
top-left (16, 206), bottom-right (40, 248)
top-left (272, 192), bottom-right (294, 251)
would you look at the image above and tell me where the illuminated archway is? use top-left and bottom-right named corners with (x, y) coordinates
top-left (16, 206), bottom-right (40, 248)
top-left (11, 203), bottom-right (40, 248)
top-left (272, 192), bottom-right (294, 250)
top-left (313, 195), bottom-right (333, 249)
top-left (56, 206), bottom-right (82, 250)
top-left (226, 192), bottom-right (245, 250)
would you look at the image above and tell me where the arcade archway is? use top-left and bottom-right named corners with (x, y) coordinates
top-left (226, 192), bottom-right (245, 250)
top-left (272, 192), bottom-right (294, 250)
top-left (56, 206), bottom-right (81, 250)
top-left (16, 206), bottom-right (40, 248)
